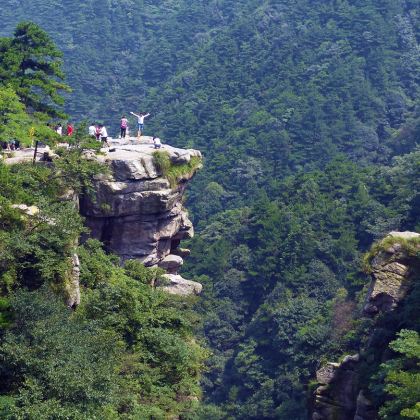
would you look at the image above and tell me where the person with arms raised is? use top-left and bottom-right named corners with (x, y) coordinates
top-left (130, 111), bottom-right (150, 139)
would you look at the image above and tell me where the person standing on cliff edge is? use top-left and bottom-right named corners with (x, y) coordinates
top-left (99, 124), bottom-right (110, 148)
top-left (130, 111), bottom-right (150, 140)
top-left (120, 115), bottom-right (128, 139)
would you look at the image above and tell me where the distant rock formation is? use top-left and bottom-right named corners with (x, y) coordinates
top-left (364, 231), bottom-right (419, 314)
top-left (80, 139), bottom-right (203, 295)
top-left (312, 231), bottom-right (420, 420)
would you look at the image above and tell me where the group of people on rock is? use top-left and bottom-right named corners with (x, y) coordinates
top-left (1, 112), bottom-right (162, 153)
top-left (87, 111), bottom-right (162, 149)
top-left (88, 123), bottom-right (109, 147)
top-left (54, 123), bottom-right (73, 136)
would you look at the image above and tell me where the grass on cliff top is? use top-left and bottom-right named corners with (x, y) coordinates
top-left (362, 235), bottom-right (420, 273)
top-left (153, 151), bottom-right (202, 187)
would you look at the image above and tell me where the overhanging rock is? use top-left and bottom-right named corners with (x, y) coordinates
top-left (80, 139), bottom-right (202, 295)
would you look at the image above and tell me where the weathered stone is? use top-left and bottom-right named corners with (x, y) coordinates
top-left (158, 254), bottom-right (183, 274)
top-left (342, 354), bottom-right (359, 365)
top-left (387, 231), bottom-right (420, 240)
top-left (11, 204), bottom-right (40, 216)
top-left (7, 141), bottom-right (202, 296)
top-left (158, 274), bottom-right (202, 296)
top-left (316, 363), bottom-right (339, 385)
top-left (64, 253), bottom-right (81, 308)
top-left (172, 248), bottom-right (191, 258)
top-left (354, 391), bottom-right (376, 420)
top-left (364, 232), bottom-right (418, 315)
top-left (79, 142), bottom-right (202, 295)
top-left (312, 232), bottom-right (420, 420)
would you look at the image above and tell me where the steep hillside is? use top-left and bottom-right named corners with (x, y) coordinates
top-left (0, 137), bottom-right (206, 418)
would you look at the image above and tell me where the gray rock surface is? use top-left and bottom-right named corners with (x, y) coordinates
top-left (387, 231), bottom-right (420, 240)
top-left (313, 355), bottom-right (360, 420)
top-left (80, 140), bottom-right (202, 295)
top-left (5, 139), bottom-right (203, 297)
top-left (158, 274), bottom-right (203, 296)
top-left (354, 391), bottom-right (376, 420)
top-left (158, 254), bottom-right (184, 274)
top-left (172, 248), bottom-right (191, 258)
top-left (66, 253), bottom-right (81, 308)
top-left (364, 231), bottom-right (419, 314)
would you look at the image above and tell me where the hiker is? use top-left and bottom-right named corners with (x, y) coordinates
top-left (55, 124), bottom-right (63, 136)
top-left (95, 124), bottom-right (101, 141)
top-left (66, 123), bottom-right (74, 136)
top-left (88, 123), bottom-right (96, 138)
top-left (153, 136), bottom-right (162, 149)
top-left (130, 111), bottom-right (150, 138)
top-left (120, 115), bottom-right (128, 139)
top-left (99, 124), bottom-right (110, 147)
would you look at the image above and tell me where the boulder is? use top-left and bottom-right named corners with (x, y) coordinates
top-left (158, 254), bottom-right (184, 274)
top-left (11, 204), bottom-right (39, 216)
top-left (158, 274), bottom-right (202, 296)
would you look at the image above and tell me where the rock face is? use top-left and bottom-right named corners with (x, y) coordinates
top-left (364, 231), bottom-right (420, 315)
top-left (312, 232), bottom-right (420, 420)
top-left (159, 274), bottom-right (203, 296)
top-left (313, 355), bottom-right (360, 420)
top-left (80, 139), bottom-right (202, 295)
top-left (66, 253), bottom-right (81, 308)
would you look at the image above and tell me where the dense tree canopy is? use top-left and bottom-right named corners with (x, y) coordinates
top-left (0, 22), bottom-right (70, 119)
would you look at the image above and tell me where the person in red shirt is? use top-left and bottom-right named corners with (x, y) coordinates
top-left (66, 123), bottom-right (74, 136)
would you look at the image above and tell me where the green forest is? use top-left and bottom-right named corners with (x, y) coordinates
top-left (0, 0), bottom-right (419, 419)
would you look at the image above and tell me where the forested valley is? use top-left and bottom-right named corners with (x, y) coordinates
top-left (0, 0), bottom-right (419, 419)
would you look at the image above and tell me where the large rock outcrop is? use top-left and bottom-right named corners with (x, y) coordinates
top-left (364, 231), bottom-right (419, 315)
top-left (80, 138), bottom-right (202, 295)
top-left (312, 231), bottom-right (420, 420)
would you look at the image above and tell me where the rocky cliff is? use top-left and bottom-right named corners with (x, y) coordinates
top-left (312, 231), bottom-right (420, 420)
top-left (80, 138), bottom-right (203, 296)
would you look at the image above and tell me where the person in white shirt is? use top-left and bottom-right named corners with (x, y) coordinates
top-left (88, 123), bottom-right (96, 138)
top-left (153, 136), bottom-right (162, 149)
top-left (130, 111), bottom-right (150, 139)
top-left (56, 124), bottom-right (62, 136)
top-left (99, 125), bottom-right (110, 147)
